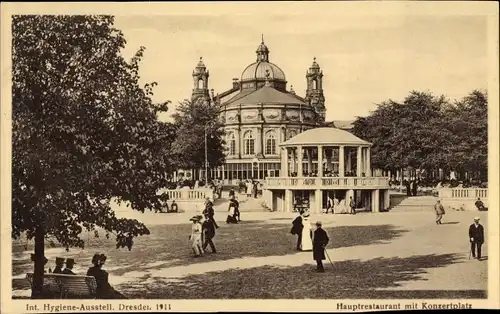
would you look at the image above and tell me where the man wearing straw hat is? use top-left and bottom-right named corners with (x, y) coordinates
top-left (469, 216), bottom-right (485, 261)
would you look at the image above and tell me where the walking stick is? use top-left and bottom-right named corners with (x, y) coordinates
top-left (324, 247), bottom-right (334, 268)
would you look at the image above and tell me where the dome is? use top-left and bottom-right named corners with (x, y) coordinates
top-left (280, 127), bottom-right (372, 147)
top-left (241, 61), bottom-right (286, 82)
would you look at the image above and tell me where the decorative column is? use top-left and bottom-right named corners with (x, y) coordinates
top-left (256, 127), bottom-right (262, 155)
top-left (285, 189), bottom-right (293, 212)
top-left (366, 147), bottom-right (371, 177)
top-left (339, 146), bottom-right (345, 177)
top-left (281, 147), bottom-right (289, 177)
top-left (357, 146), bottom-right (363, 177)
top-left (297, 146), bottom-right (304, 177)
top-left (291, 148), bottom-right (297, 174)
top-left (372, 189), bottom-right (380, 212)
top-left (236, 128), bottom-right (241, 157)
top-left (307, 148), bottom-right (313, 174)
top-left (326, 148), bottom-right (333, 171)
top-left (318, 145), bottom-right (324, 177)
top-left (383, 189), bottom-right (390, 211)
top-left (315, 189), bottom-right (323, 213)
top-left (346, 150), bottom-right (352, 173)
top-left (222, 165), bottom-right (225, 181)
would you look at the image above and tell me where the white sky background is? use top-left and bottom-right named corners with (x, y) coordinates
top-left (113, 14), bottom-right (488, 122)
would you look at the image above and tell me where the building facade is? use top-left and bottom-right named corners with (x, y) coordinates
top-left (188, 38), bottom-right (352, 182)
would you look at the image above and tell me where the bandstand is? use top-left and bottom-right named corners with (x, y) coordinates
top-left (263, 127), bottom-right (391, 213)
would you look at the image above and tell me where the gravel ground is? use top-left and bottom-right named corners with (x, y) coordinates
top-left (12, 204), bottom-right (488, 299)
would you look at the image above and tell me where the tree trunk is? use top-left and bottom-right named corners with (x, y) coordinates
top-left (31, 225), bottom-right (45, 299)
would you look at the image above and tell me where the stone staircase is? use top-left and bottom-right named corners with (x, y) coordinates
top-left (389, 195), bottom-right (438, 212)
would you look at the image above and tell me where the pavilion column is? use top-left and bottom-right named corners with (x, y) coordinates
top-left (326, 148), bottom-right (333, 171)
top-left (383, 189), bottom-right (390, 211)
top-left (222, 165), bottom-right (225, 181)
top-left (318, 145), bottom-right (324, 177)
top-left (292, 149), bottom-right (297, 174)
top-left (285, 189), bottom-right (293, 212)
top-left (357, 146), bottom-right (363, 177)
top-left (366, 147), bottom-right (371, 177)
top-left (281, 147), bottom-right (289, 177)
top-left (346, 150), bottom-right (352, 173)
top-left (297, 146), bottom-right (304, 177)
top-left (315, 189), bottom-right (323, 213)
top-left (372, 189), bottom-right (380, 212)
top-left (307, 148), bottom-right (313, 175)
top-left (339, 145), bottom-right (345, 177)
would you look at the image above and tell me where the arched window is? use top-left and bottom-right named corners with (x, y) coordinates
top-left (228, 132), bottom-right (236, 155)
top-left (198, 79), bottom-right (204, 89)
top-left (287, 129), bottom-right (297, 140)
top-left (312, 79), bottom-right (317, 90)
top-left (243, 131), bottom-right (255, 155)
top-left (265, 131), bottom-right (276, 155)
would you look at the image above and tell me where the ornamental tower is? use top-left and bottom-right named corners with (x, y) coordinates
top-left (305, 57), bottom-right (326, 123)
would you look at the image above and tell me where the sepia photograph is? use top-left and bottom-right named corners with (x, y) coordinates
top-left (1, 1), bottom-right (499, 313)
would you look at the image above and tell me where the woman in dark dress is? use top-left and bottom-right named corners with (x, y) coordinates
top-left (86, 254), bottom-right (126, 299)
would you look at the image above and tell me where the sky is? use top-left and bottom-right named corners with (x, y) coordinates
top-left (113, 12), bottom-right (488, 122)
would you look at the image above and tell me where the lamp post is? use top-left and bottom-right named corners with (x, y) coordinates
top-left (205, 121), bottom-right (215, 182)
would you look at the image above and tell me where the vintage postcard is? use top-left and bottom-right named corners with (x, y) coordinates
top-left (1, 1), bottom-right (499, 313)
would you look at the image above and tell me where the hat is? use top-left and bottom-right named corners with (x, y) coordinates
top-left (55, 257), bottom-right (65, 265)
top-left (66, 258), bottom-right (75, 267)
top-left (474, 216), bottom-right (480, 221)
top-left (315, 221), bottom-right (322, 226)
top-left (92, 253), bottom-right (107, 264)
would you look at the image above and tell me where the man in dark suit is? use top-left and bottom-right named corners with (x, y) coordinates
top-left (469, 217), bottom-right (485, 260)
top-left (62, 258), bottom-right (76, 275)
top-left (203, 198), bottom-right (219, 229)
top-left (291, 213), bottom-right (304, 251)
top-left (202, 217), bottom-right (217, 253)
top-left (312, 221), bottom-right (329, 272)
top-left (52, 257), bottom-right (65, 274)
top-left (349, 196), bottom-right (356, 215)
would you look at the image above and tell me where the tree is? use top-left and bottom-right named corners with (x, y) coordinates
top-left (170, 98), bottom-right (226, 174)
top-left (351, 90), bottom-right (488, 181)
top-left (12, 15), bottom-right (171, 298)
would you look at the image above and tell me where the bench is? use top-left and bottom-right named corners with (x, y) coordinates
top-left (26, 273), bottom-right (97, 299)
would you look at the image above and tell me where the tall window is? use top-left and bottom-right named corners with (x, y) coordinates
top-left (198, 79), bottom-right (204, 89)
top-left (265, 131), bottom-right (277, 155)
top-left (228, 132), bottom-right (236, 155)
top-left (243, 131), bottom-right (255, 155)
top-left (312, 79), bottom-right (317, 90)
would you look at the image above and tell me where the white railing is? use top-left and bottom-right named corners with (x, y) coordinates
top-left (158, 188), bottom-right (214, 201)
top-left (265, 177), bottom-right (390, 189)
top-left (439, 188), bottom-right (488, 200)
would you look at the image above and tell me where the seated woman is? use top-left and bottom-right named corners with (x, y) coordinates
top-left (86, 254), bottom-right (126, 299)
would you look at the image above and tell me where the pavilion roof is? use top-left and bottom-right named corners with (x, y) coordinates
top-left (281, 127), bottom-right (372, 147)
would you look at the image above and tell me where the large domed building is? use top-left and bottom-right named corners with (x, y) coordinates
top-left (189, 38), bottom-right (330, 182)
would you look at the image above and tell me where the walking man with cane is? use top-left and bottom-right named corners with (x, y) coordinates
top-left (312, 221), bottom-right (329, 272)
top-left (469, 216), bottom-right (485, 261)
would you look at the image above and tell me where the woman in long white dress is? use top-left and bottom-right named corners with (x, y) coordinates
top-left (300, 212), bottom-right (313, 251)
top-left (189, 216), bottom-right (204, 257)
